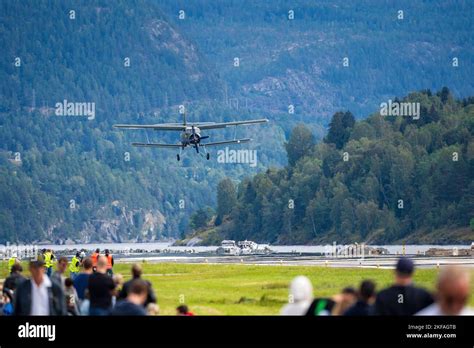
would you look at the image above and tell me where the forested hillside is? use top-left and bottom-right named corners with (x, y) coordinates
top-left (210, 89), bottom-right (474, 244)
top-left (1, 0), bottom-right (473, 244)
top-left (0, 0), bottom-right (283, 243)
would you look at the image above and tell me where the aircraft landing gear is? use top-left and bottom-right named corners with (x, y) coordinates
top-left (206, 153), bottom-right (210, 160)
top-left (177, 154), bottom-right (180, 161)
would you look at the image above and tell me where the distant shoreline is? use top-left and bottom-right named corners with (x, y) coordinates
top-left (6, 243), bottom-right (471, 255)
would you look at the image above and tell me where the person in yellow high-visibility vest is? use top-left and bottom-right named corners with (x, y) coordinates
top-left (8, 253), bottom-right (19, 274)
top-left (43, 249), bottom-right (55, 277)
top-left (69, 252), bottom-right (81, 280)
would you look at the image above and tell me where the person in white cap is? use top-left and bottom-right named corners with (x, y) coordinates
top-left (280, 276), bottom-right (314, 315)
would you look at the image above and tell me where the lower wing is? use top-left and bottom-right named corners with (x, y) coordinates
top-left (131, 138), bottom-right (252, 148)
top-left (131, 142), bottom-right (182, 148)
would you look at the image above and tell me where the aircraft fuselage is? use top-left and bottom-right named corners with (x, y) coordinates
top-left (180, 127), bottom-right (202, 149)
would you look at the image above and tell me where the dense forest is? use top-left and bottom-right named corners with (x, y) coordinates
top-left (0, 0), bottom-right (284, 244)
top-left (205, 89), bottom-right (474, 244)
top-left (1, 1), bottom-right (473, 244)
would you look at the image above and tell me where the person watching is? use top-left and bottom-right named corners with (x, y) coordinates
top-left (416, 266), bottom-right (474, 315)
top-left (176, 304), bottom-right (194, 316)
top-left (14, 260), bottom-right (66, 316)
top-left (118, 263), bottom-right (157, 307)
top-left (3, 263), bottom-right (26, 292)
top-left (87, 256), bottom-right (115, 316)
top-left (344, 280), bottom-right (376, 316)
top-left (73, 257), bottom-right (93, 302)
top-left (374, 257), bottom-right (433, 315)
top-left (111, 279), bottom-right (149, 316)
top-left (280, 276), bottom-right (313, 315)
top-left (51, 256), bottom-right (68, 289)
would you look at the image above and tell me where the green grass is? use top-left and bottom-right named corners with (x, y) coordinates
top-left (2, 261), bottom-right (473, 315)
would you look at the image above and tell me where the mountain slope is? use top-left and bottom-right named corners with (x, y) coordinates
top-left (212, 89), bottom-right (474, 244)
top-left (1, 0), bottom-right (473, 244)
top-left (0, 0), bottom-right (261, 243)
top-left (159, 0), bottom-right (474, 127)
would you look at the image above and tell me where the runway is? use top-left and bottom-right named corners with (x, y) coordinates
top-left (117, 254), bottom-right (474, 269)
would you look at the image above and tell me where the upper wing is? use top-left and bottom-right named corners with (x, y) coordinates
top-left (114, 118), bottom-right (268, 131)
top-left (193, 118), bottom-right (269, 130)
top-left (114, 124), bottom-right (186, 131)
top-left (131, 142), bottom-right (182, 148)
top-left (201, 138), bottom-right (251, 147)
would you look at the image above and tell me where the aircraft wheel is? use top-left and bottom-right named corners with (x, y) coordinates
top-left (206, 153), bottom-right (210, 160)
top-left (177, 154), bottom-right (180, 161)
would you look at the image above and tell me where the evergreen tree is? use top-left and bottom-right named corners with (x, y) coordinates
top-left (325, 111), bottom-right (355, 149)
top-left (216, 178), bottom-right (237, 226)
top-left (284, 124), bottom-right (315, 166)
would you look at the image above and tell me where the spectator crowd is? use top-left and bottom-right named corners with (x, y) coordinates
top-left (1, 249), bottom-right (194, 316)
top-left (281, 257), bottom-right (474, 316)
top-left (1, 250), bottom-right (472, 317)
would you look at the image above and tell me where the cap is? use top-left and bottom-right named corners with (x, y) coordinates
top-left (396, 257), bottom-right (414, 275)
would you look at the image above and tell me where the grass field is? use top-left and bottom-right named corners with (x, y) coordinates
top-left (2, 261), bottom-right (473, 314)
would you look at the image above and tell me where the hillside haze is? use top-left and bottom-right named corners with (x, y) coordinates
top-left (159, 0), bottom-right (474, 127)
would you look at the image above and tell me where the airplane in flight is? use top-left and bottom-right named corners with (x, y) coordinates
top-left (114, 114), bottom-right (268, 161)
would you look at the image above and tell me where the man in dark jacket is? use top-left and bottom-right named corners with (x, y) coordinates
top-left (14, 260), bottom-right (66, 316)
top-left (118, 263), bottom-right (156, 306)
top-left (374, 257), bottom-right (434, 315)
top-left (111, 279), bottom-right (148, 316)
